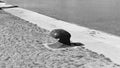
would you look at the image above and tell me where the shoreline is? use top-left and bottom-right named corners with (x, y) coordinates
top-left (4, 0), bottom-right (120, 36)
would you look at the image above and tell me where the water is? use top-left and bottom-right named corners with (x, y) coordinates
top-left (5, 0), bottom-right (120, 36)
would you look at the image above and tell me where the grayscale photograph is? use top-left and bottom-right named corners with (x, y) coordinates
top-left (0, 0), bottom-right (120, 68)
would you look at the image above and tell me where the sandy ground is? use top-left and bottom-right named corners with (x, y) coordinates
top-left (0, 10), bottom-right (120, 68)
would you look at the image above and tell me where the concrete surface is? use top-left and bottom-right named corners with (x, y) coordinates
top-left (5, 0), bottom-right (120, 36)
top-left (1, 3), bottom-right (120, 64)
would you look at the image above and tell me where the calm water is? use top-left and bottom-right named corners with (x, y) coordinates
top-left (5, 0), bottom-right (120, 36)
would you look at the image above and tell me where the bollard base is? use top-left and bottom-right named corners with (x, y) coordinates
top-left (43, 41), bottom-right (84, 50)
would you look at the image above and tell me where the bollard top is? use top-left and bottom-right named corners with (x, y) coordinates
top-left (50, 29), bottom-right (71, 39)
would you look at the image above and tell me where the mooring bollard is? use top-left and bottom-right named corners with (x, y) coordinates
top-left (45, 29), bottom-right (84, 49)
top-left (50, 29), bottom-right (71, 45)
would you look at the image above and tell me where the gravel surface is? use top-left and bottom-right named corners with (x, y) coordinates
top-left (0, 10), bottom-right (120, 68)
